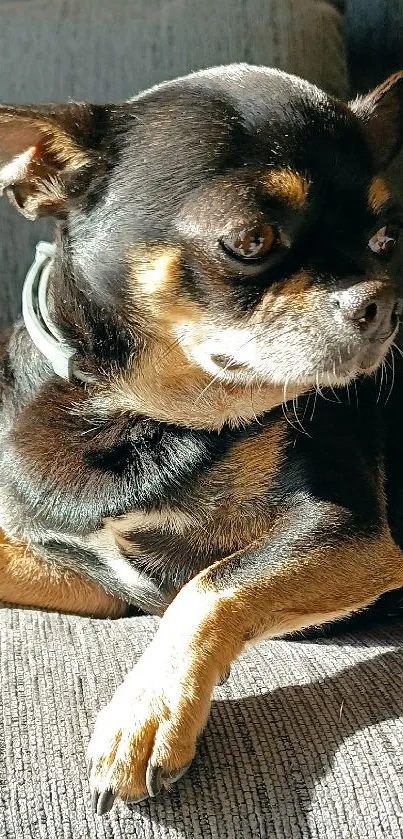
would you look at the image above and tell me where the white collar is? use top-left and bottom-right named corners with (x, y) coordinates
top-left (22, 241), bottom-right (93, 383)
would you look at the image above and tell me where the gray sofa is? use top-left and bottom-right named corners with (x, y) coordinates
top-left (1, 3), bottom-right (403, 838)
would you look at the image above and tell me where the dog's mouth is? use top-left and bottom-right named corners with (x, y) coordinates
top-left (191, 320), bottom-right (399, 390)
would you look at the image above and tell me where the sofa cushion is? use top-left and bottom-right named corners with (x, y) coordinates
top-left (346, 0), bottom-right (403, 93)
top-left (0, 0), bottom-right (348, 102)
top-left (0, 0), bottom-right (348, 330)
top-left (1, 608), bottom-right (403, 839)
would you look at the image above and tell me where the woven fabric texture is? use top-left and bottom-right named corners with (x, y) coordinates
top-left (1, 608), bottom-right (403, 839)
top-left (0, 0), bottom-right (348, 330)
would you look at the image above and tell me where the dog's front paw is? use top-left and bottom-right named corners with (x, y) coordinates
top-left (87, 648), bottom-right (210, 814)
top-left (87, 583), bottom-right (227, 814)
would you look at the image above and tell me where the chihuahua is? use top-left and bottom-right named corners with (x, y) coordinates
top-left (0, 65), bottom-right (403, 813)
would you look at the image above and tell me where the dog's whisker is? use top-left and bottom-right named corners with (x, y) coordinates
top-left (195, 367), bottom-right (234, 406)
top-left (391, 341), bottom-right (403, 360)
top-left (154, 334), bottom-right (187, 371)
top-left (309, 386), bottom-right (319, 422)
top-left (281, 400), bottom-right (300, 435)
top-left (249, 379), bottom-right (264, 426)
top-left (326, 371), bottom-right (341, 403)
top-left (300, 391), bottom-right (312, 423)
top-left (376, 359), bottom-right (385, 404)
top-left (353, 378), bottom-right (359, 408)
top-left (194, 333), bottom-right (264, 406)
top-left (386, 346), bottom-right (396, 404)
top-left (281, 378), bottom-right (308, 436)
top-left (291, 394), bottom-right (311, 437)
top-left (315, 370), bottom-right (330, 402)
top-left (281, 378), bottom-right (298, 433)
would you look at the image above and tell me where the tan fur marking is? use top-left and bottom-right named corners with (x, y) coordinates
top-left (89, 529), bottom-right (403, 801)
top-left (197, 532), bottom-right (403, 638)
top-left (251, 269), bottom-right (313, 323)
top-left (189, 421), bottom-right (285, 554)
top-left (106, 506), bottom-right (196, 537)
top-left (263, 169), bottom-right (309, 208)
top-left (368, 177), bottom-right (391, 213)
top-left (213, 422), bottom-right (284, 503)
top-left (0, 530), bottom-right (125, 617)
top-left (127, 245), bottom-right (207, 337)
top-left (97, 345), bottom-right (306, 431)
top-left (286, 270), bottom-right (312, 297)
top-left (128, 246), bottom-right (183, 299)
top-left (122, 244), bottom-right (311, 430)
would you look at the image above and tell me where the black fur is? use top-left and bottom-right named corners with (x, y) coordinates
top-left (1, 65), bottom-right (403, 630)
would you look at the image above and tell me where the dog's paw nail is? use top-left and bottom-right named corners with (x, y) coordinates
top-left (146, 763), bottom-right (164, 797)
top-left (92, 788), bottom-right (116, 816)
top-left (146, 760), bottom-right (193, 797)
top-left (218, 666), bottom-right (231, 685)
top-left (166, 760), bottom-right (193, 788)
top-left (92, 789), bottom-right (100, 814)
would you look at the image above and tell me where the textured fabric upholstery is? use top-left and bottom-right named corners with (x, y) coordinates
top-left (1, 609), bottom-right (403, 839)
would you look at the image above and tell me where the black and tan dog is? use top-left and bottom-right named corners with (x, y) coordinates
top-left (1, 64), bottom-right (403, 813)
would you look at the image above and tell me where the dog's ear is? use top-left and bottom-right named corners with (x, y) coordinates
top-left (0, 103), bottom-right (108, 219)
top-left (350, 71), bottom-right (403, 171)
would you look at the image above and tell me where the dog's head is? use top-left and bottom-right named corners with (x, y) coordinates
top-left (1, 65), bottom-right (403, 427)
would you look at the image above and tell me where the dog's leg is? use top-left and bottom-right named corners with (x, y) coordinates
top-left (88, 499), bottom-right (403, 812)
top-left (0, 530), bottom-right (126, 617)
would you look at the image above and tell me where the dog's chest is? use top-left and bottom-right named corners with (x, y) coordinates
top-left (103, 418), bottom-right (285, 586)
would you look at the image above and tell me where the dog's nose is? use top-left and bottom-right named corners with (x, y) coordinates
top-left (333, 281), bottom-right (398, 339)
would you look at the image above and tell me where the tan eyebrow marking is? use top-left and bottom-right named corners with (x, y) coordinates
top-left (263, 169), bottom-right (309, 209)
top-left (368, 177), bottom-right (391, 213)
top-left (127, 245), bottom-right (182, 296)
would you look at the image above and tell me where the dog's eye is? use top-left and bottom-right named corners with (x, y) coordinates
top-left (221, 223), bottom-right (277, 261)
top-left (368, 225), bottom-right (399, 256)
